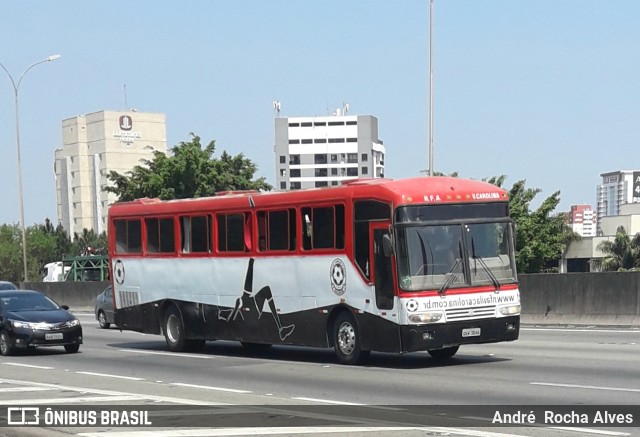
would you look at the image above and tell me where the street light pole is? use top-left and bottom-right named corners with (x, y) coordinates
top-left (0, 54), bottom-right (61, 282)
top-left (428, 0), bottom-right (435, 177)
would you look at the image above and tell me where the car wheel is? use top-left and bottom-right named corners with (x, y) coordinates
top-left (97, 311), bottom-right (110, 329)
top-left (64, 344), bottom-right (80, 353)
top-left (428, 346), bottom-right (459, 360)
top-left (332, 312), bottom-right (369, 365)
top-left (0, 331), bottom-right (14, 356)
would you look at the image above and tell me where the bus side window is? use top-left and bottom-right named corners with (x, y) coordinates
top-left (301, 205), bottom-right (344, 251)
top-left (181, 215), bottom-right (212, 253)
top-left (114, 219), bottom-right (142, 254)
top-left (217, 213), bottom-right (249, 252)
top-left (145, 217), bottom-right (175, 253)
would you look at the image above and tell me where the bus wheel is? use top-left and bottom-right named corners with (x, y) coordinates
top-left (333, 313), bottom-right (369, 365)
top-left (428, 346), bottom-right (459, 360)
top-left (164, 306), bottom-right (186, 352)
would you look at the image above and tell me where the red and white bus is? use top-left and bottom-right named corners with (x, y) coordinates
top-left (109, 177), bottom-right (520, 364)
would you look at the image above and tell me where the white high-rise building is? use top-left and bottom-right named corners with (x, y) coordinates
top-left (54, 110), bottom-right (167, 236)
top-left (596, 170), bottom-right (640, 234)
top-left (274, 110), bottom-right (386, 190)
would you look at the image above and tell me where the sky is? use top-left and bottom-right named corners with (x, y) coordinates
top-left (1, 1), bottom-right (639, 227)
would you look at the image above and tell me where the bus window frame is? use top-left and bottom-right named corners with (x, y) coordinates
top-left (114, 217), bottom-right (143, 256)
top-left (300, 203), bottom-right (346, 253)
top-left (216, 211), bottom-right (252, 255)
top-left (144, 216), bottom-right (177, 256)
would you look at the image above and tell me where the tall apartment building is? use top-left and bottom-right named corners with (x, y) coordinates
top-left (54, 110), bottom-right (167, 236)
top-left (274, 112), bottom-right (386, 190)
top-left (568, 204), bottom-right (596, 237)
top-left (596, 170), bottom-right (640, 234)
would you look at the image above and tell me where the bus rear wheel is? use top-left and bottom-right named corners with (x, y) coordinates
top-left (428, 346), bottom-right (459, 360)
top-left (164, 306), bottom-right (187, 352)
top-left (332, 313), bottom-right (369, 365)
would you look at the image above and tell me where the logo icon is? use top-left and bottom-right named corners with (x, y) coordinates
top-left (114, 260), bottom-right (125, 285)
top-left (330, 259), bottom-right (346, 296)
top-left (119, 115), bottom-right (132, 131)
top-left (7, 407), bottom-right (40, 425)
top-left (406, 299), bottom-right (419, 312)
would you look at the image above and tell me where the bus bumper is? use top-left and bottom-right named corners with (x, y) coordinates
top-left (399, 316), bottom-right (519, 353)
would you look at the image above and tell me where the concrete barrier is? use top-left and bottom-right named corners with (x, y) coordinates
top-left (519, 272), bottom-right (640, 327)
top-left (17, 271), bottom-right (640, 327)
top-left (20, 281), bottom-right (109, 313)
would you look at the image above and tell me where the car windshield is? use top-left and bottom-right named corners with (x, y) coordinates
top-left (0, 293), bottom-right (59, 312)
top-left (0, 282), bottom-right (17, 290)
top-left (396, 221), bottom-right (516, 292)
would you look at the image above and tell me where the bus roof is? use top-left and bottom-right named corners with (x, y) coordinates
top-left (108, 177), bottom-right (508, 217)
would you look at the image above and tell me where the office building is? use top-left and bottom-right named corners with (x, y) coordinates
top-left (54, 110), bottom-right (167, 236)
top-left (596, 170), bottom-right (640, 235)
top-left (274, 111), bottom-right (386, 190)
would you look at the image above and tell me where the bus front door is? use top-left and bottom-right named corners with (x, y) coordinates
top-left (372, 225), bottom-right (394, 311)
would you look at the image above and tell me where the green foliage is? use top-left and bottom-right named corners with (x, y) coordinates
top-left (0, 220), bottom-right (107, 282)
top-left (593, 226), bottom-right (640, 271)
top-left (0, 224), bottom-right (22, 282)
top-left (105, 134), bottom-right (271, 202)
top-left (484, 176), bottom-right (578, 273)
top-left (71, 228), bottom-right (107, 256)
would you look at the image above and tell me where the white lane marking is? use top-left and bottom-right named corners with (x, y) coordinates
top-left (2, 395), bottom-right (142, 405)
top-left (0, 387), bottom-right (53, 392)
top-left (170, 382), bottom-right (251, 394)
top-left (77, 427), bottom-right (531, 437)
top-left (522, 328), bottom-right (640, 333)
top-left (76, 371), bottom-right (145, 381)
top-left (118, 349), bottom-right (213, 359)
top-left (291, 397), bottom-right (365, 405)
top-left (3, 363), bottom-right (54, 369)
top-left (531, 382), bottom-right (640, 393)
top-left (0, 378), bottom-right (226, 406)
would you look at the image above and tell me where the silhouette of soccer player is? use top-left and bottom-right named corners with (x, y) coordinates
top-left (218, 258), bottom-right (295, 341)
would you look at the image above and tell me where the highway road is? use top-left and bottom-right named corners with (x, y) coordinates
top-left (0, 314), bottom-right (639, 437)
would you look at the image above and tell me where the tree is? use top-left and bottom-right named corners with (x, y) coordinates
top-left (485, 176), bottom-right (577, 273)
top-left (71, 228), bottom-right (107, 256)
top-left (106, 134), bottom-right (271, 202)
top-left (0, 224), bottom-right (22, 282)
top-left (593, 225), bottom-right (640, 271)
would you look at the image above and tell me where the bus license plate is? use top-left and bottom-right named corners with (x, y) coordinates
top-left (45, 333), bottom-right (63, 341)
top-left (462, 328), bottom-right (481, 338)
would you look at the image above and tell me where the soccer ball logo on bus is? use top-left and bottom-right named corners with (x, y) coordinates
top-left (330, 259), bottom-right (346, 296)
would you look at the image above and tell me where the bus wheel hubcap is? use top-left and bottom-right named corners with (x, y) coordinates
top-left (167, 315), bottom-right (180, 343)
top-left (337, 322), bottom-right (355, 355)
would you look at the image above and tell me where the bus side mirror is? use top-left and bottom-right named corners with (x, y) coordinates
top-left (382, 234), bottom-right (393, 257)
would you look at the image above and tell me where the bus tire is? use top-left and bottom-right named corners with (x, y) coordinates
top-left (163, 306), bottom-right (187, 352)
top-left (428, 346), bottom-right (459, 360)
top-left (332, 312), bottom-right (369, 365)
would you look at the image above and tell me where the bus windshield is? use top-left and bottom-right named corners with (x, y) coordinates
top-left (396, 221), bottom-right (516, 292)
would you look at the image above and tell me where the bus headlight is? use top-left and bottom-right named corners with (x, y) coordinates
top-left (408, 312), bottom-right (443, 323)
top-left (498, 304), bottom-right (521, 315)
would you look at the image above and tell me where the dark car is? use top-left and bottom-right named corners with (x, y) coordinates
top-left (94, 286), bottom-right (114, 329)
top-left (0, 290), bottom-right (83, 356)
top-left (0, 281), bottom-right (17, 291)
